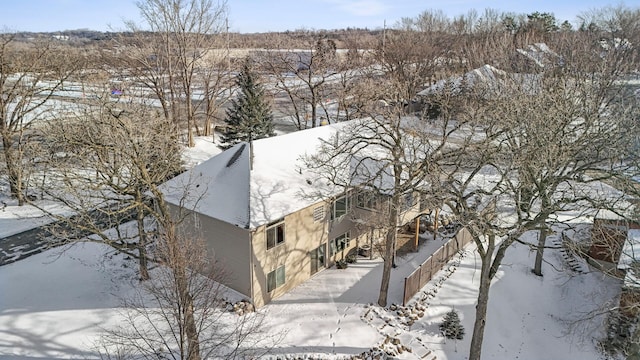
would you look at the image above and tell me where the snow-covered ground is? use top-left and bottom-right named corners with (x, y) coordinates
top-left (0, 224), bottom-right (620, 359)
top-left (0, 134), bottom-right (622, 359)
top-left (0, 198), bottom-right (60, 238)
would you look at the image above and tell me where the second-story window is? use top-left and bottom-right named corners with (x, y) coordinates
top-left (330, 194), bottom-right (350, 220)
top-left (402, 191), bottom-right (415, 211)
top-left (266, 220), bottom-right (285, 250)
top-left (356, 189), bottom-right (379, 210)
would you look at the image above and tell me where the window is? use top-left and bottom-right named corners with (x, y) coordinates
top-left (267, 265), bottom-right (286, 292)
top-left (402, 191), bottom-right (416, 211)
top-left (330, 232), bottom-right (350, 256)
top-left (313, 205), bottom-right (324, 222)
top-left (356, 189), bottom-right (378, 210)
top-left (310, 243), bottom-right (326, 274)
top-left (330, 194), bottom-right (350, 220)
top-left (266, 220), bottom-right (285, 250)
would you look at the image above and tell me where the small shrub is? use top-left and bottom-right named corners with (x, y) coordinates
top-left (600, 311), bottom-right (639, 358)
top-left (346, 254), bottom-right (357, 263)
top-left (440, 309), bottom-right (465, 340)
top-left (336, 259), bottom-right (348, 269)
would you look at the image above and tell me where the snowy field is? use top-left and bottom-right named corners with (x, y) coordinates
top-left (0, 134), bottom-right (622, 359)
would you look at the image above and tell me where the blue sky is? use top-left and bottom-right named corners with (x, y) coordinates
top-left (0, 0), bottom-right (629, 33)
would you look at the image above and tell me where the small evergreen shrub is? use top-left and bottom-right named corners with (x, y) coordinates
top-left (440, 309), bottom-right (465, 340)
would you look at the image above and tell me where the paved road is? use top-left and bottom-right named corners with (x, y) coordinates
top-left (0, 226), bottom-right (59, 265)
top-left (0, 206), bottom-right (139, 266)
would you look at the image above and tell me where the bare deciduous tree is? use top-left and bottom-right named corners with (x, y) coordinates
top-left (258, 36), bottom-right (345, 129)
top-left (376, 17), bottom-right (451, 113)
top-left (304, 102), bottom-right (459, 306)
top-left (36, 93), bottom-right (182, 280)
top-left (119, 0), bottom-right (229, 147)
top-left (0, 32), bottom-right (81, 204)
top-left (100, 225), bottom-right (274, 360)
top-left (428, 15), bottom-right (638, 359)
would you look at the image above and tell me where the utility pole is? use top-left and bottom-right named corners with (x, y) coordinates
top-left (382, 19), bottom-right (387, 58)
top-left (226, 16), bottom-right (230, 74)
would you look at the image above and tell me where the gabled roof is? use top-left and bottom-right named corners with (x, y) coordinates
top-left (160, 123), bottom-right (345, 229)
top-left (160, 142), bottom-right (251, 228)
top-left (417, 64), bottom-right (507, 97)
top-left (619, 229), bottom-right (640, 270)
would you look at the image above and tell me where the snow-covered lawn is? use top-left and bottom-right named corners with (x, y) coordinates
top-left (0, 199), bottom-right (59, 238)
top-left (0, 133), bottom-right (622, 359)
top-left (0, 227), bottom-right (620, 359)
top-left (420, 233), bottom-right (619, 360)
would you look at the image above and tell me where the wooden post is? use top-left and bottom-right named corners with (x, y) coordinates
top-left (433, 208), bottom-right (440, 241)
top-left (403, 276), bottom-right (408, 306)
top-left (414, 216), bottom-right (420, 251)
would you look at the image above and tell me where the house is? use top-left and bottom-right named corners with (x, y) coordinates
top-left (159, 122), bottom-right (425, 307)
top-left (416, 43), bottom-right (558, 110)
top-left (589, 209), bottom-right (639, 268)
top-left (618, 229), bottom-right (640, 317)
top-left (416, 64), bottom-right (540, 106)
top-left (588, 209), bottom-right (640, 317)
top-left (417, 64), bottom-right (509, 98)
top-left (513, 43), bottom-right (563, 71)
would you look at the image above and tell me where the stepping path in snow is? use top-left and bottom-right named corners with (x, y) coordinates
top-left (552, 231), bottom-right (588, 274)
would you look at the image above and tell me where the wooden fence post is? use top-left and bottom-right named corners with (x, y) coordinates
top-left (414, 216), bottom-right (420, 252)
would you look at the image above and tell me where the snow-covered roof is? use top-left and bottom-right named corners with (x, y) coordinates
top-left (619, 229), bottom-right (640, 270)
top-left (159, 141), bottom-right (251, 228)
top-left (418, 64), bottom-right (541, 98)
top-left (595, 208), bottom-right (628, 221)
top-left (417, 64), bottom-right (506, 97)
top-left (516, 43), bottom-right (562, 68)
top-left (160, 123), bottom-right (345, 229)
top-left (620, 230), bottom-right (640, 289)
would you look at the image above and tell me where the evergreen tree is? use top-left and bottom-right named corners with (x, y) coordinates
top-left (221, 60), bottom-right (275, 149)
top-left (440, 309), bottom-right (465, 340)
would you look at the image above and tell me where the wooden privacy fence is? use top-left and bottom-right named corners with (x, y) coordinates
top-left (402, 227), bottom-right (473, 305)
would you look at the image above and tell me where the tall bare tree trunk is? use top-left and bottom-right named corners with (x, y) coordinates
top-left (179, 271), bottom-right (200, 360)
top-left (164, 223), bottom-right (201, 360)
top-left (185, 83), bottom-right (196, 147)
top-left (378, 192), bottom-right (400, 307)
top-left (469, 234), bottom-right (495, 360)
top-left (533, 227), bottom-right (548, 277)
top-left (203, 81), bottom-right (214, 137)
top-left (135, 203), bottom-right (150, 281)
top-left (3, 136), bottom-right (25, 205)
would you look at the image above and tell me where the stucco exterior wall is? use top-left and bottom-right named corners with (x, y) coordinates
top-left (169, 190), bottom-right (427, 308)
top-left (251, 201), bottom-right (329, 307)
top-left (249, 192), bottom-right (427, 307)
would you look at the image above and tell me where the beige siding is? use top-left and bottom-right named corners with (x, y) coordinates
top-left (169, 190), bottom-right (426, 308)
top-left (398, 191), bottom-right (424, 225)
top-left (251, 202), bottom-right (329, 307)
top-left (327, 215), bottom-right (359, 264)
